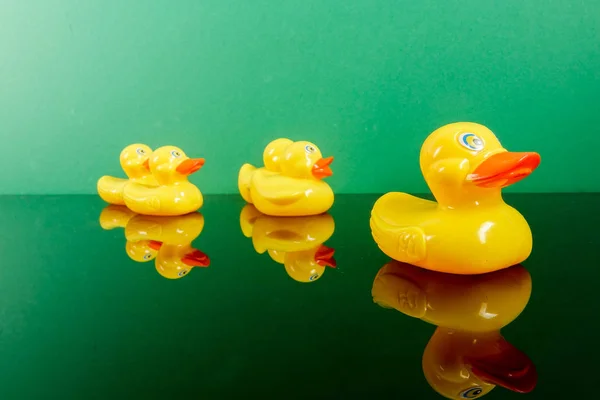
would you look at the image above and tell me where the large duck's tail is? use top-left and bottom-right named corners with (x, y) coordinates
top-left (97, 176), bottom-right (127, 205)
top-left (238, 164), bottom-right (257, 203)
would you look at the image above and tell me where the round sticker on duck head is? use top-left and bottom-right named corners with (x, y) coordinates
top-left (459, 386), bottom-right (483, 399)
top-left (458, 133), bottom-right (485, 151)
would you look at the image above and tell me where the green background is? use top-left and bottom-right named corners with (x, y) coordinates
top-left (1, 0), bottom-right (598, 195)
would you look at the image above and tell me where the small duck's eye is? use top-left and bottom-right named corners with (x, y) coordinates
top-left (309, 273), bottom-right (319, 281)
top-left (458, 133), bottom-right (485, 151)
top-left (136, 148), bottom-right (146, 156)
top-left (143, 253), bottom-right (152, 260)
top-left (305, 145), bottom-right (316, 154)
top-left (459, 386), bottom-right (483, 399)
top-left (171, 150), bottom-right (182, 158)
top-left (178, 269), bottom-right (188, 277)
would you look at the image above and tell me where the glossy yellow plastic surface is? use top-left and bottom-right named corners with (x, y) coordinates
top-left (372, 261), bottom-right (537, 399)
top-left (97, 144), bottom-right (158, 205)
top-left (238, 138), bottom-right (334, 216)
top-left (239, 204), bottom-right (336, 282)
top-left (123, 146), bottom-right (205, 216)
top-left (99, 206), bottom-right (209, 279)
top-left (370, 122), bottom-right (541, 274)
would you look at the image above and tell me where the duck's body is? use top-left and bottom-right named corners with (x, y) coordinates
top-left (123, 146), bottom-right (205, 216)
top-left (239, 204), bottom-right (336, 282)
top-left (238, 138), bottom-right (334, 216)
top-left (371, 122), bottom-right (541, 274)
top-left (97, 144), bottom-right (157, 205)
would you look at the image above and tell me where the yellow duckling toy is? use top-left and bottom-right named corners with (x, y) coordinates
top-left (99, 205), bottom-right (159, 262)
top-left (371, 122), bottom-right (541, 274)
top-left (372, 261), bottom-right (537, 399)
top-left (125, 212), bottom-right (210, 279)
top-left (124, 146), bottom-right (205, 216)
top-left (97, 144), bottom-right (158, 205)
top-left (238, 138), bottom-right (334, 216)
top-left (240, 204), bottom-right (337, 282)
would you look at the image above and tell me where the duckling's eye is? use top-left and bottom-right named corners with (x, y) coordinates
top-left (171, 150), bottom-right (182, 158)
top-left (305, 145), bottom-right (316, 154)
top-left (136, 148), bottom-right (146, 156)
top-left (309, 273), bottom-right (319, 281)
top-left (459, 387), bottom-right (483, 399)
top-left (178, 269), bottom-right (188, 277)
top-left (143, 253), bottom-right (152, 260)
top-left (458, 133), bottom-right (485, 151)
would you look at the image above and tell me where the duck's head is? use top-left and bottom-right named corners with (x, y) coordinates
top-left (155, 247), bottom-right (210, 279)
top-left (278, 141), bottom-right (334, 180)
top-left (420, 123), bottom-right (540, 204)
top-left (119, 144), bottom-right (153, 179)
top-left (125, 240), bottom-right (159, 262)
top-left (422, 328), bottom-right (537, 399)
top-left (148, 146), bottom-right (205, 185)
top-left (283, 244), bottom-right (336, 283)
top-left (263, 138), bottom-right (294, 172)
top-left (371, 262), bottom-right (532, 332)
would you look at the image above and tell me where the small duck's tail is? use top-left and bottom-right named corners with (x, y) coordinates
top-left (238, 164), bottom-right (257, 203)
top-left (97, 176), bottom-right (128, 205)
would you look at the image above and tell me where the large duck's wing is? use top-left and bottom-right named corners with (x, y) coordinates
top-left (252, 171), bottom-right (307, 206)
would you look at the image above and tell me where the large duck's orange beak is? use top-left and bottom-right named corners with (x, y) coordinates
top-left (312, 157), bottom-right (334, 179)
top-left (468, 152), bottom-right (540, 188)
top-left (181, 249), bottom-right (210, 267)
top-left (314, 244), bottom-right (337, 268)
top-left (176, 158), bottom-right (205, 175)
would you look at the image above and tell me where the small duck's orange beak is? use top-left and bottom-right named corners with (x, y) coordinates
top-left (468, 152), bottom-right (540, 188)
top-left (148, 240), bottom-right (163, 251)
top-left (176, 158), bottom-right (205, 175)
top-left (314, 244), bottom-right (337, 268)
top-left (142, 159), bottom-right (150, 171)
top-left (312, 157), bottom-right (334, 179)
top-left (181, 249), bottom-right (210, 267)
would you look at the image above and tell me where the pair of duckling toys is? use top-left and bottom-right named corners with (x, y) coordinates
top-left (97, 122), bottom-right (541, 275)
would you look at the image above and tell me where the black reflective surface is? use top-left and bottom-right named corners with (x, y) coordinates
top-left (0, 194), bottom-right (598, 399)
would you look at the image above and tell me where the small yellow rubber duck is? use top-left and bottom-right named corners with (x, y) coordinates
top-left (238, 138), bottom-right (334, 216)
top-left (97, 144), bottom-right (158, 205)
top-left (372, 261), bottom-right (537, 399)
top-left (240, 204), bottom-right (336, 282)
top-left (371, 122), bottom-right (541, 274)
top-left (124, 146), bottom-right (205, 216)
top-left (98, 205), bottom-right (159, 262)
top-left (125, 212), bottom-right (210, 279)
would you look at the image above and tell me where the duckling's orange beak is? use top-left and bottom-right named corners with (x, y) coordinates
top-left (468, 152), bottom-right (540, 188)
top-left (466, 340), bottom-right (537, 393)
top-left (148, 240), bottom-right (163, 251)
top-left (314, 244), bottom-right (336, 268)
top-left (176, 158), bottom-right (205, 175)
top-left (142, 159), bottom-right (150, 171)
top-left (312, 157), bottom-right (334, 179)
top-left (181, 249), bottom-right (210, 267)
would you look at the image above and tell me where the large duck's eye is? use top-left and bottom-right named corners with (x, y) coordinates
top-left (178, 269), bottom-right (189, 277)
top-left (171, 150), bottom-right (182, 158)
top-left (305, 145), bottom-right (316, 154)
top-left (458, 133), bottom-right (485, 151)
top-left (136, 148), bottom-right (146, 156)
top-left (309, 273), bottom-right (319, 281)
top-left (459, 386), bottom-right (483, 399)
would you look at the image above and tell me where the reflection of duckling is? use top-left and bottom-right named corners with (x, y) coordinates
top-left (99, 205), bottom-right (158, 262)
top-left (124, 146), bottom-right (205, 216)
top-left (97, 144), bottom-right (158, 205)
top-left (238, 139), bottom-right (334, 216)
top-left (125, 212), bottom-right (209, 279)
top-left (370, 123), bottom-right (541, 274)
top-left (372, 261), bottom-right (536, 399)
top-left (240, 204), bottom-right (336, 282)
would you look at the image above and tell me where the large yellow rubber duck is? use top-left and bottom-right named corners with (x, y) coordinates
top-left (124, 146), bottom-right (205, 216)
top-left (371, 122), bottom-right (541, 274)
top-left (240, 204), bottom-right (336, 282)
top-left (99, 205), bottom-right (159, 262)
top-left (125, 212), bottom-right (210, 279)
top-left (238, 138), bottom-right (334, 216)
top-left (97, 144), bottom-right (158, 205)
top-left (372, 261), bottom-right (537, 399)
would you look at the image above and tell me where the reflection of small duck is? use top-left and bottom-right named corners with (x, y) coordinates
top-left (238, 138), bottom-right (334, 216)
top-left (370, 123), bottom-right (541, 274)
top-left (124, 146), bottom-right (205, 216)
top-left (99, 206), bottom-right (209, 279)
top-left (372, 261), bottom-right (537, 399)
top-left (240, 204), bottom-right (336, 282)
top-left (97, 144), bottom-right (158, 205)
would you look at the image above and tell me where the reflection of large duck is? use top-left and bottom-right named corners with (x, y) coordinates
top-left (99, 206), bottom-right (209, 279)
top-left (240, 204), bottom-right (336, 282)
top-left (372, 261), bottom-right (537, 399)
